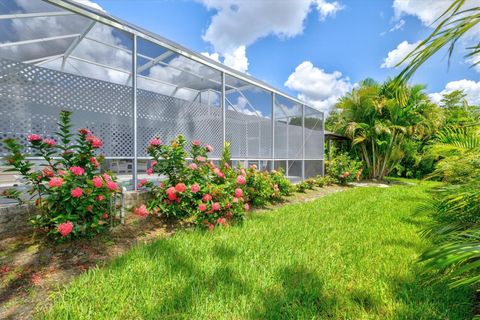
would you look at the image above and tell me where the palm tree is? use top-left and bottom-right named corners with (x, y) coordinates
top-left (397, 0), bottom-right (480, 82)
top-left (336, 79), bottom-right (441, 180)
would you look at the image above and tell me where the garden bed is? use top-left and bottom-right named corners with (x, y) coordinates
top-left (0, 185), bottom-right (345, 319)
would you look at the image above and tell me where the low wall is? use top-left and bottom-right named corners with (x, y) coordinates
top-left (0, 204), bottom-right (36, 236)
top-left (0, 190), bottom-right (153, 237)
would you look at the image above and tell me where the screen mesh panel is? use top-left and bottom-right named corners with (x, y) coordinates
top-left (304, 106), bottom-right (324, 159)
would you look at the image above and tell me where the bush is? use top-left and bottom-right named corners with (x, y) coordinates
top-left (327, 153), bottom-right (363, 184)
top-left (295, 181), bottom-right (309, 193)
top-left (143, 136), bottom-right (294, 229)
top-left (314, 175), bottom-right (335, 187)
top-left (1, 111), bottom-right (119, 240)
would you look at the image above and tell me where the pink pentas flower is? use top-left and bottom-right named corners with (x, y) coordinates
top-left (97, 195), bottom-right (104, 201)
top-left (234, 188), bottom-right (243, 198)
top-left (203, 194), bottom-right (212, 202)
top-left (90, 157), bottom-right (99, 168)
top-left (134, 204), bottom-right (149, 218)
top-left (190, 184), bottom-right (200, 193)
top-left (138, 179), bottom-right (148, 187)
top-left (205, 144), bottom-right (214, 152)
top-left (48, 177), bottom-right (63, 188)
top-left (58, 170), bottom-right (66, 176)
top-left (237, 175), bottom-right (246, 185)
top-left (92, 176), bottom-right (103, 188)
top-left (69, 166), bottom-right (85, 176)
top-left (244, 203), bottom-right (250, 211)
top-left (86, 135), bottom-right (103, 148)
top-left (102, 213), bottom-right (108, 219)
top-left (151, 161), bottom-right (157, 167)
top-left (189, 163), bottom-right (198, 170)
top-left (146, 168), bottom-right (153, 175)
top-left (192, 139), bottom-right (201, 146)
top-left (208, 223), bottom-right (215, 231)
top-left (78, 128), bottom-right (91, 135)
top-left (42, 167), bottom-right (54, 177)
top-left (102, 173), bottom-right (111, 181)
top-left (233, 197), bottom-right (239, 203)
top-left (217, 217), bottom-right (227, 225)
top-left (57, 221), bottom-right (74, 237)
top-left (71, 187), bottom-right (83, 198)
top-left (198, 203), bottom-right (207, 212)
top-left (166, 187), bottom-right (177, 201)
top-left (27, 134), bottom-right (42, 142)
top-left (106, 180), bottom-right (118, 191)
top-left (149, 137), bottom-right (162, 147)
top-left (216, 171), bottom-right (225, 179)
top-left (196, 156), bottom-right (206, 162)
top-left (212, 202), bottom-right (221, 211)
top-left (43, 138), bottom-right (56, 147)
top-left (175, 183), bottom-right (186, 193)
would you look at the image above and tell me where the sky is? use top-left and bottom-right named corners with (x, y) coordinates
top-left (78, 0), bottom-right (479, 113)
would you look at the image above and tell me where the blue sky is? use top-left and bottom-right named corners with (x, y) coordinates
top-left (85, 0), bottom-right (479, 111)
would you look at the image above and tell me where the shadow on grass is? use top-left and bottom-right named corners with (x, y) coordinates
top-left (388, 271), bottom-right (473, 319)
top-left (251, 265), bottom-right (341, 319)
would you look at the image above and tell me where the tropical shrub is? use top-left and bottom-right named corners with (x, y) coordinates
top-left (327, 153), bottom-right (363, 184)
top-left (144, 136), bottom-right (246, 228)
top-left (295, 181), bottom-right (309, 193)
top-left (1, 110), bottom-right (119, 240)
top-left (421, 182), bottom-right (480, 288)
top-left (314, 175), bottom-right (335, 187)
top-left (142, 135), bottom-right (294, 228)
top-left (270, 168), bottom-right (294, 197)
top-left (335, 79), bottom-right (442, 180)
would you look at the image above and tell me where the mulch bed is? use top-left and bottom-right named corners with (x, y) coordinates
top-left (0, 185), bottom-right (346, 319)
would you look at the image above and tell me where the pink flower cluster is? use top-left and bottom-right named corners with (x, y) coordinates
top-left (69, 166), bottom-right (85, 176)
top-left (27, 134), bottom-right (42, 142)
top-left (134, 204), bottom-right (149, 218)
top-left (86, 135), bottom-right (103, 148)
top-left (71, 187), bottom-right (83, 198)
top-left (48, 177), bottom-right (64, 188)
top-left (42, 138), bottom-right (56, 147)
top-left (149, 137), bottom-right (162, 147)
top-left (57, 221), bottom-right (74, 237)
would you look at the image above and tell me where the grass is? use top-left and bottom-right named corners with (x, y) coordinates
top-left (42, 182), bottom-right (473, 319)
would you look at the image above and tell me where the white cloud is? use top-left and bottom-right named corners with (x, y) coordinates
top-left (381, 19), bottom-right (405, 35)
top-left (71, 0), bottom-right (105, 12)
top-left (223, 46), bottom-right (249, 73)
top-left (315, 0), bottom-right (344, 21)
top-left (284, 61), bottom-right (352, 113)
top-left (393, 0), bottom-right (452, 26)
top-left (429, 79), bottom-right (480, 106)
top-left (201, 51), bottom-right (221, 63)
top-left (381, 40), bottom-right (421, 68)
top-left (198, 0), bottom-right (344, 73)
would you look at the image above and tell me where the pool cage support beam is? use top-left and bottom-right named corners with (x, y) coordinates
top-left (132, 34), bottom-right (138, 191)
top-left (271, 92), bottom-right (275, 171)
top-left (221, 72), bottom-right (226, 155)
top-left (302, 104), bottom-right (305, 180)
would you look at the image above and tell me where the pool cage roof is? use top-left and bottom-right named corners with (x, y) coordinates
top-left (0, 0), bottom-right (312, 110)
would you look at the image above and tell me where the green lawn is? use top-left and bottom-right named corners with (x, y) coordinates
top-left (42, 182), bottom-right (473, 319)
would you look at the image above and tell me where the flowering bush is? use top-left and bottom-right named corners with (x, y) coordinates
top-left (326, 153), bottom-right (363, 184)
top-left (143, 136), bottom-right (245, 229)
top-left (142, 135), bottom-right (294, 229)
top-left (1, 110), bottom-right (119, 240)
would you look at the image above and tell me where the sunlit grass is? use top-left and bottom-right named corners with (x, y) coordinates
top-left (42, 182), bottom-right (473, 319)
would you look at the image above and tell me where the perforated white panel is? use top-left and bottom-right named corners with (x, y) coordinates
top-left (0, 58), bottom-right (134, 157)
top-left (137, 91), bottom-right (223, 158)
